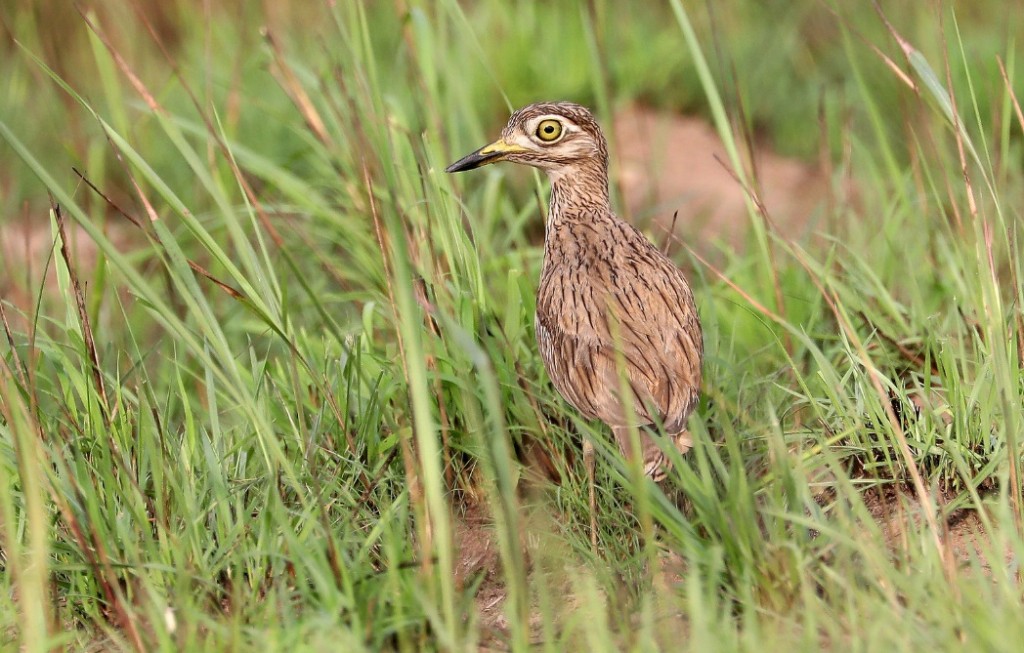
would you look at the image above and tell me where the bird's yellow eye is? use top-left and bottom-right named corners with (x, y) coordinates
top-left (535, 119), bottom-right (563, 142)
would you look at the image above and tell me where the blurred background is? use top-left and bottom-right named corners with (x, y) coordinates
top-left (5, 1), bottom-right (1020, 271)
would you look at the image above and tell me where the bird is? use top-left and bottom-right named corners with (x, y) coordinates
top-left (446, 101), bottom-right (702, 550)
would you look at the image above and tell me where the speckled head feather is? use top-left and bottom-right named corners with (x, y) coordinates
top-left (500, 101), bottom-right (610, 168)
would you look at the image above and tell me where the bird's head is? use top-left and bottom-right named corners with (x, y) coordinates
top-left (445, 102), bottom-right (608, 180)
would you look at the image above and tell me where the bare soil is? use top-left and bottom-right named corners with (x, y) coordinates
top-left (612, 103), bottom-right (831, 247)
top-left (863, 488), bottom-right (1015, 575)
top-left (0, 217), bottom-right (141, 331)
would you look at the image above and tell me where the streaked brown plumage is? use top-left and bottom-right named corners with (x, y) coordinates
top-left (447, 101), bottom-right (702, 546)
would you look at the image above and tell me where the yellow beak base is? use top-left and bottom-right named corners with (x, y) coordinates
top-left (445, 139), bottom-right (528, 173)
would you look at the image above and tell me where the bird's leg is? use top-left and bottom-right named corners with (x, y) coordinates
top-left (673, 430), bottom-right (693, 456)
top-left (583, 438), bottom-right (598, 554)
top-left (614, 426), bottom-right (666, 481)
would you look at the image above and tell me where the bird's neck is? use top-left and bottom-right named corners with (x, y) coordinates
top-left (546, 159), bottom-right (611, 224)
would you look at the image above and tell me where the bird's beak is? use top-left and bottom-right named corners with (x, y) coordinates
top-left (445, 139), bottom-right (529, 173)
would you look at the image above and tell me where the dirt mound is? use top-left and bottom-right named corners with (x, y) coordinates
top-left (613, 104), bottom-right (830, 247)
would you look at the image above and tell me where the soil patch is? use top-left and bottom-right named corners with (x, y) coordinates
top-left (863, 488), bottom-right (1014, 575)
top-left (612, 104), bottom-right (832, 248)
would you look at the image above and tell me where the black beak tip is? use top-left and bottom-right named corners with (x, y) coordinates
top-left (445, 147), bottom-right (505, 174)
top-left (445, 153), bottom-right (482, 174)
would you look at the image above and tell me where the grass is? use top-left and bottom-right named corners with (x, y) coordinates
top-left (1, 0), bottom-right (1024, 650)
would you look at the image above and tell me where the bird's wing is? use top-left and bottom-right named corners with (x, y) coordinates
top-left (535, 257), bottom-right (701, 433)
top-left (535, 315), bottom-right (624, 423)
top-left (606, 261), bottom-right (702, 433)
